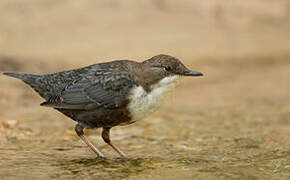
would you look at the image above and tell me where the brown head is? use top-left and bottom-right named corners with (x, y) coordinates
top-left (136, 54), bottom-right (203, 91)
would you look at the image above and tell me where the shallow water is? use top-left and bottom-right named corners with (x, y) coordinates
top-left (1, 105), bottom-right (290, 179)
top-left (1, 1), bottom-right (290, 178)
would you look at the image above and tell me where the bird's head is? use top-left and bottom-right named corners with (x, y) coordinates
top-left (142, 54), bottom-right (203, 77)
top-left (139, 54), bottom-right (203, 90)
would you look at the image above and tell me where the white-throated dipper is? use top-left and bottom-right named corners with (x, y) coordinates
top-left (3, 54), bottom-right (203, 158)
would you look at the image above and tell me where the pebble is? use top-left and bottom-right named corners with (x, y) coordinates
top-left (1, 119), bottom-right (20, 129)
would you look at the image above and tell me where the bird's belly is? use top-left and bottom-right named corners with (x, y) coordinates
top-left (127, 75), bottom-right (179, 121)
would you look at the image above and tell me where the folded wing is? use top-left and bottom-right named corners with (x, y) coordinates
top-left (41, 73), bottom-right (138, 110)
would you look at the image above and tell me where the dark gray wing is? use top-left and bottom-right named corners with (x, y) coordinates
top-left (41, 73), bottom-right (138, 110)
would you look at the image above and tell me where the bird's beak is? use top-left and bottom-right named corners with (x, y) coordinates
top-left (183, 70), bottom-right (203, 76)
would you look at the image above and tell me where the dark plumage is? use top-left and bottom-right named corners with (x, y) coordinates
top-left (3, 54), bottom-right (203, 158)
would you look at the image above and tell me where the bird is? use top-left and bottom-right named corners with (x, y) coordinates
top-left (3, 54), bottom-right (203, 158)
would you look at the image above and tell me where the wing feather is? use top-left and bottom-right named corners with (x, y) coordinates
top-left (41, 73), bottom-right (138, 110)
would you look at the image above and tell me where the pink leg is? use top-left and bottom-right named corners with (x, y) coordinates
top-left (75, 124), bottom-right (105, 158)
top-left (102, 127), bottom-right (126, 157)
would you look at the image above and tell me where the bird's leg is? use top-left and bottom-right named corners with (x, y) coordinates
top-left (102, 127), bottom-right (126, 158)
top-left (75, 124), bottom-right (106, 158)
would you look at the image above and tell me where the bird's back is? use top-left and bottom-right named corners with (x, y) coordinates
top-left (4, 65), bottom-right (91, 100)
top-left (3, 60), bottom-right (140, 101)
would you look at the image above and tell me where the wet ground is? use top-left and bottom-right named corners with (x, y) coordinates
top-left (1, 1), bottom-right (290, 179)
top-left (1, 55), bottom-right (290, 179)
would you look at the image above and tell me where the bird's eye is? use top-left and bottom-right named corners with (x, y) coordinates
top-left (164, 66), bottom-right (171, 71)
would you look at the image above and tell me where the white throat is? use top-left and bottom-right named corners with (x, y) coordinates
top-left (127, 75), bottom-right (180, 122)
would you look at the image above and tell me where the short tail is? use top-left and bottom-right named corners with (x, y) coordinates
top-left (3, 72), bottom-right (48, 99)
top-left (3, 72), bottom-right (40, 83)
top-left (3, 72), bottom-right (42, 89)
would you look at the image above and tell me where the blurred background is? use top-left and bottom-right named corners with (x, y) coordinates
top-left (1, 1), bottom-right (290, 179)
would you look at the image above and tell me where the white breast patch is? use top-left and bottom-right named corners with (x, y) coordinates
top-left (127, 75), bottom-right (180, 121)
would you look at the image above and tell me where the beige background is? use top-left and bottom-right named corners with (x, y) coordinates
top-left (1, 1), bottom-right (290, 179)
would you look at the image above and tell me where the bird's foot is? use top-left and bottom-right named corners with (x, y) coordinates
top-left (118, 151), bottom-right (127, 158)
top-left (97, 154), bottom-right (107, 160)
